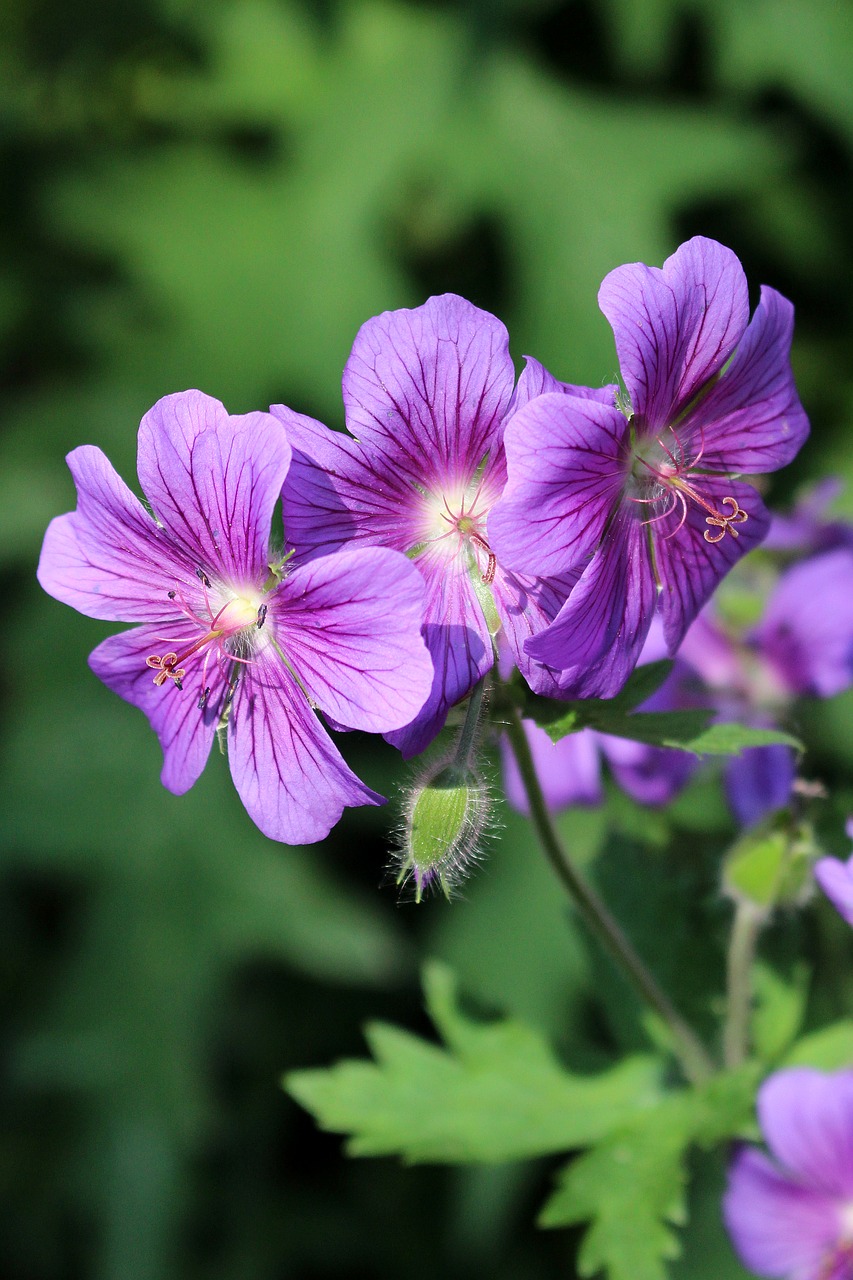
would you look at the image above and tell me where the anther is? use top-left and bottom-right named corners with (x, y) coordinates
top-left (224, 676), bottom-right (239, 708)
top-left (256, 604), bottom-right (267, 629)
top-left (167, 590), bottom-right (176, 599)
top-left (196, 567), bottom-right (212, 588)
top-left (198, 686), bottom-right (210, 711)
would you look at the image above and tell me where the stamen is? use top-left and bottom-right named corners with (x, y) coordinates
top-left (224, 675), bottom-right (239, 708)
top-left (198, 686), bottom-right (211, 711)
top-left (256, 604), bottom-right (267, 629)
top-left (167, 590), bottom-right (176, 600)
top-left (196, 567), bottom-right (212, 588)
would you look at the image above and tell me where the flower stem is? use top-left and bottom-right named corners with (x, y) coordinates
top-left (723, 900), bottom-right (764, 1069)
top-left (503, 705), bottom-right (715, 1084)
top-left (455, 676), bottom-right (487, 767)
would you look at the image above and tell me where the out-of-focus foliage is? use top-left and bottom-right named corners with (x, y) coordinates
top-left (3, 1), bottom-right (853, 1277)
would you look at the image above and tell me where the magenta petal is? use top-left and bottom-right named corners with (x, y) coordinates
top-left (599, 237), bottom-right (749, 430)
top-left (488, 395), bottom-right (629, 578)
top-left (272, 406), bottom-right (415, 563)
top-left (228, 650), bottom-right (381, 845)
top-left (684, 286), bottom-right (809, 473)
top-left (88, 625), bottom-right (224, 794)
top-left (758, 1069), bottom-right (853, 1198)
top-left (384, 549), bottom-right (492, 759)
top-left (723, 1146), bottom-right (840, 1278)
top-left (341, 294), bottom-right (515, 484)
top-left (814, 856), bottom-right (853, 928)
top-left (38, 445), bottom-right (195, 622)
top-left (525, 513), bottom-right (657, 699)
top-left (502, 722), bottom-right (603, 815)
top-left (654, 477), bottom-right (770, 653)
top-left (137, 391), bottom-right (292, 583)
top-left (272, 547), bottom-right (433, 733)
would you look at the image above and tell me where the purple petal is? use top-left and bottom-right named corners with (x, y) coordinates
top-left (654, 477), bottom-right (770, 653)
top-left (88, 625), bottom-right (225, 794)
top-left (725, 743), bottom-right (796, 827)
top-left (227, 648), bottom-right (381, 845)
top-left (814, 856), bottom-right (853, 929)
top-left (524, 512), bottom-right (657, 699)
top-left (271, 547), bottom-right (433, 734)
top-left (599, 734), bottom-right (696, 806)
top-left (137, 391), bottom-right (291, 584)
top-left (723, 1146), bottom-right (840, 1278)
top-left (384, 549), bottom-right (493, 759)
top-left (341, 294), bottom-right (515, 487)
top-left (599, 237), bottom-right (749, 430)
top-left (488, 395), bottom-right (629, 578)
top-left (753, 550), bottom-right (853, 698)
top-left (682, 286), bottom-right (809, 473)
top-left (38, 445), bottom-right (197, 622)
top-left (758, 1069), bottom-right (853, 1198)
top-left (272, 407), bottom-right (416, 563)
top-left (491, 565), bottom-right (580, 700)
top-left (501, 722), bottom-right (603, 815)
top-left (510, 354), bottom-right (618, 415)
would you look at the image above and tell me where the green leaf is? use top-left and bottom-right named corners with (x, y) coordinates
top-left (751, 962), bottom-right (809, 1062)
top-left (286, 962), bottom-right (662, 1163)
top-left (538, 1067), bottom-right (759, 1280)
top-left (784, 1021), bottom-right (853, 1070)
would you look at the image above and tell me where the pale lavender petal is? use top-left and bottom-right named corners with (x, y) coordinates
top-left (725, 743), bottom-right (796, 827)
top-left (723, 1146), bottom-right (840, 1278)
top-left (599, 236), bottom-right (749, 430)
top-left (341, 294), bottom-right (515, 487)
top-left (765, 479), bottom-right (851, 555)
top-left (753, 550), bottom-right (853, 698)
top-left (88, 625), bottom-right (225, 794)
top-left (510, 354), bottom-right (618, 415)
top-left (492, 564), bottom-right (580, 700)
top-left (654, 477), bottom-right (770, 653)
top-left (758, 1069), bottom-right (853, 1198)
top-left (488, 395), bottom-right (629, 577)
top-left (272, 407), bottom-right (416, 563)
top-left (525, 512), bottom-right (657, 699)
top-left (228, 648), bottom-right (380, 845)
top-left (501, 722), bottom-right (603, 815)
top-left (37, 445), bottom-right (197, 622)
top-left (137, 391), bottom-right (291, 583)
top-left (815, 856), bottom-right (853, 929)
top-left (385, 549), bottom-right (492, 759)
top-left (271, 547), bottom-right (433, 733)
top-left (683, 286), bottom-right (809, 473)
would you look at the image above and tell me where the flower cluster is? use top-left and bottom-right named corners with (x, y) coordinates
top-left (38, 236), bottom-right (808, 845)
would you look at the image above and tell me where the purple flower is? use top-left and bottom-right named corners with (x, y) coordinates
top-left (723, 1068), bottom-right (853, 1279)
top-left (37, 391), bottom-right (434, 844)
top-left (489, 237), bottom-right (808, 698)
top-left (271, 294), bottom-right (581, 757)
top-left (814, 820), bottom-right (853, 928)
top-left (753, 549), bottom-right (853, 698)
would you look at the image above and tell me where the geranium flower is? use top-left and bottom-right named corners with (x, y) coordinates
top-left (814, 820), bottom-right (853, 928)
top-left (489, 237), bottom-right (809, 698)
top-left (37, 391), bottom-right (433, 844)
top-left (271, 294), bottom-right (584, 757)
top-left (723, 1068), bottom-right (853, 1279)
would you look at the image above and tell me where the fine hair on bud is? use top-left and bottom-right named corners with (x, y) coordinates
top-left (393, 756), bottom-right (494, 902)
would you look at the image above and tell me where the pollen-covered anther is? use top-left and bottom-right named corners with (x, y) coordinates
top-left (703, 496), bottom-right (749, 544)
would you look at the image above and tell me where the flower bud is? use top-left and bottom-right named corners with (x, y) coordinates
top-left (396, 760), bottom-right (492, 901)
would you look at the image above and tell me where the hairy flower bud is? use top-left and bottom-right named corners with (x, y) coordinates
top-left (395, 759), bottom-right (492, 901)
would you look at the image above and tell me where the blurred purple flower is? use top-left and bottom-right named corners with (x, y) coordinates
top-left (753, 549), bottom-right (853, 698)
top-left (489, 236), bottom-right (808, 698)
top-left (724, 1068), bottom-right (853, 1279)
top-left (37, 391), bottom-right (433, 844)
top-left (765, 478), bottom-right (853, 556)
top-left (271, 294), bottom-right (584, 757)
top-left (814, 819), bottom-right (853, 928)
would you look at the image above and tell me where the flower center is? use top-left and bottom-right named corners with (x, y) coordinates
top-left (414, 478), bottom-right (497, 584)
top-left (146, 576), bottom-right (267, 693)
top-left (629, 427), bottom-right (749, 545)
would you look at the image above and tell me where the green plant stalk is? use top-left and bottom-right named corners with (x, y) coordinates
top-left (723, 899), bottom-right (765, 1069)
top-left (504, 704), bottom-right (715, 1084)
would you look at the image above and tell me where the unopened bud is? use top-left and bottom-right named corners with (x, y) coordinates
top-left (724, 815), bottom-right (816, 911)
top-left (396, 760), bottom-right (492, 902)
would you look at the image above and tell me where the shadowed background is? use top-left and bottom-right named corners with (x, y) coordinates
top-left (3, 1), bottom-right (853, 1276)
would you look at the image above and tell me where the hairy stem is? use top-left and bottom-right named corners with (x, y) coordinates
top-left (504, 705), bottom-right (715, 1084)
top-left (723, 900), bottom-right (764, 1069)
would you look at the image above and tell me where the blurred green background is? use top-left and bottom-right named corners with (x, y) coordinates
top-left (3, 1), bottom-right (853, 1276)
